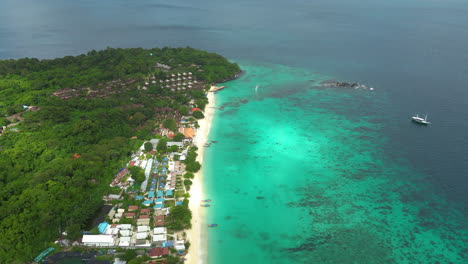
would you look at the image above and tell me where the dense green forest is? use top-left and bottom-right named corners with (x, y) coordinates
top-left (0, 47), bottom-right (240, 263)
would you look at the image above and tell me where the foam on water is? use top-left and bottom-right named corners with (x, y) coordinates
top-left (203, 62), bottom-right (466, 263)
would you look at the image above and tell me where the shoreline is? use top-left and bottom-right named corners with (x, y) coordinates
top-left (185, 91), bottom-right (216, 264)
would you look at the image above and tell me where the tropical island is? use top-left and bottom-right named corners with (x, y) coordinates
top-left (0, 47), bottom-right (240, 263)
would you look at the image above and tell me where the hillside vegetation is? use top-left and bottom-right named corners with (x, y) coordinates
top-left (0, 47), bottom-right (240, 263)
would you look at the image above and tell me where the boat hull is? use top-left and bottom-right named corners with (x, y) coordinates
top-left (412, 119), bottom-right (430, 125)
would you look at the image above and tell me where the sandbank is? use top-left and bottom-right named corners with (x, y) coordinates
top-left (185, 91), bottom-right (216, 264)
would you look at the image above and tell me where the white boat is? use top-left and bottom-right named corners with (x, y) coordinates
top-left (411, 114), bottom-right (431, 125)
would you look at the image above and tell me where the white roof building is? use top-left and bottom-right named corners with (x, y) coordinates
top-left (108, 209), bottom-right (116, 219)
top-left (118, 236), bottom-right (131, 247)
top-left (108, 194), bottom-right (122, 200)
top-left (168, 161), bottom-right (175, 171)
top-left (119, 224), bottom-right (132, 230)
top-left (137, 226), bottom-right (150, 233)
top-left (153, 227), bottom-right (167, 235)
top-left (117, 209), bottom-right (125, 213)
top-left (106, 227), bottom-right (119, 235)
top-left (82, 235), bottom-right (114, 247)
top-left (119, 230), bottom-right (131, 237)
top-left (136, 232), bottom-right (149, 240)
top-left (175, 240), bottom-right (186, 251)
top-left (137, 219), bottom-right (151, 225)
top-left (113, 258), bottom-right (127, 264)
top-left (150, 139), bottom-right (160, 147)
top-left (135, 239), bottom-right (151, 247)
top-left (167, 142), bottom-right (183, 148)
top-left (152, 234), bottom-right (167, 242)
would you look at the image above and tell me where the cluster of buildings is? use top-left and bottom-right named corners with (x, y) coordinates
top-left (52, 78), bottom-right (138, 100)
top-left (83, 139), bottom-right (191, 258)
top-left (53, 70), bottom-right (202, 101)
top-left (1, 105), bottom-right (40, 136)
top-left (155, 72), bottom-right (204, 92)
top-left (82, 222), bottom-right (185, 255)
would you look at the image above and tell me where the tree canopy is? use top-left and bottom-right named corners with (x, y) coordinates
top-left (192, 110), bottom-right (205, 119)
top-left (0, 47), bottom-right (240, 263)
top-left (167, 199), bottom-right (192, 230)
top-left (144, 141), bottom-right (153, 152)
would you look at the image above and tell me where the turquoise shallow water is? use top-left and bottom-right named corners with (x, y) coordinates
top-left (203, 63), bottom-right (466, 264)
top-left (0, 0), bottom-right (467, 262)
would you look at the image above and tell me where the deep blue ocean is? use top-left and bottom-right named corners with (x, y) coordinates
top-left (1, 0), bottom-right (467, 263)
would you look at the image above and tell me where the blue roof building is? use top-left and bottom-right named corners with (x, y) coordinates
top-left (148, 191), bottom-right (155, 198)
top-left (157, 190), bottom-right (164, 197)
top-left (155, 198), bottom-right (165, 203)
top-left (142, 200), bottom-right (153, 206)
top-left (166, 190), bottom-right (173, 196)
top-left (163, 240), bottom-right (174, 247)
top-left (135, 195), bottom-right (144, 200)
top-left (176, 201), bottom-right (183, 206)
top-left (98, 222), bottom-right (109, 234)
top-left (153, 204), bottom-right (164, 209)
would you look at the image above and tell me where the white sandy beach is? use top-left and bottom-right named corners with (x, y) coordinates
top-left (185, 90), bottom-right (216, 264)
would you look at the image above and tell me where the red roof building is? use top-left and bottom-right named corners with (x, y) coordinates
top-left (148, 247), bottom-right (169, 258)
top-left (139, 214), bottom-right (150, 219)
top-left (128, 205), bottom-right (138, 211)
top-left (124, 212), bottom-right (136, 218)
top-left (129, 161), bottom-right (136, 166)
top-left (154, 215), bottom-right (165, 221)
top-left (140, 208), bottom-right (150, 214)
top-left (191, 108), bottom-right (202, 112)
top-left (154, 221), bottom-right (165, 227)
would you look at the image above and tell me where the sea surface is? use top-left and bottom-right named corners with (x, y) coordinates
top-left (1, 0), bottom-right (467, 263)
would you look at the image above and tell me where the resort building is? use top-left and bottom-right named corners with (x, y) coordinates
top-left (118, 224), bottom-right (131, 230)
top-left (118, 237), bottom-right (131, 247)
top-left (135, 239), bottom-right (151, 247)
top-left (137, 226), bottom-right (150, 233)
top-left (136, 232), bottom-right (149, 240)
top-left (82, 235), bottom-right (114, 247)
top-left (119, 229), bottom-right (131, 237)
top-left (175, 240), bottom-right (186, 251)
top-left (148, 247), bottom-right (169, 258)
top-left (153, 227), bottom-right (167, 235)
top-left (152, 234), bottom-right (167, 242)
